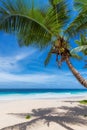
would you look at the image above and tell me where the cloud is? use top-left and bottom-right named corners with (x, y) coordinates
top-left (0, 49), bottom-right (37, 72)
top-left (0, 70), bottom-right (86, 88)
top-left (15, 50), bottom-right (35, 61)
top-left (0, 71), bottom-right (80, 84)
top-left (0, 72), bottom-right (55, 83)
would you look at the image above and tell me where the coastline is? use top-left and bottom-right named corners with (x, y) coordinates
top-left (0, 88), bottom-right (87, 101)
top-left (0, 94), bottom-right (87, 130)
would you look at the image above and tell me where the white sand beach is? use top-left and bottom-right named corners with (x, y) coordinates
top-left (0, 96), bottom-right (87, 130)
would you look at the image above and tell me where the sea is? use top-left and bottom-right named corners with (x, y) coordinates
top-left (0, 88), bottom-right (87, 100)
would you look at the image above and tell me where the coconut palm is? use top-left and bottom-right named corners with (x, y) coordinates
top-left (0, 0), bottom-right (87, 88)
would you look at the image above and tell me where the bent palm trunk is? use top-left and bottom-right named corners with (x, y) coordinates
top-left (66, 58), bottom-right (87, 88)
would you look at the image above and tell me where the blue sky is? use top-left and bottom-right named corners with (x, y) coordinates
top-left (0, 0), bottom-right (87, 89)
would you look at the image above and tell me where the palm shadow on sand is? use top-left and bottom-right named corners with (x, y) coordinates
top-left (1, 104), bottom-right (87, 130)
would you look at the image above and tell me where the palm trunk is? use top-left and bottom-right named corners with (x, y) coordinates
top-left (66, 58), bottom-right (87, 88)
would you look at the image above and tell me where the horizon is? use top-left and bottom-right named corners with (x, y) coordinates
top-left (0, 88), bottom-right (86, 89)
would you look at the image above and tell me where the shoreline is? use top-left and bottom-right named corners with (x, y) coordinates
top-left (0, 92), bottom-right (87, 101)
top-left (0, 95), bottom-right (87, 130)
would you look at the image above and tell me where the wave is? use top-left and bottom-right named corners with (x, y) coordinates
top-left (0, 91), bottom-right (87, 100)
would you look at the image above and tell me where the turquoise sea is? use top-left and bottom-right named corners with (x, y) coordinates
top-left (0, 89), bottom-right (87, 100)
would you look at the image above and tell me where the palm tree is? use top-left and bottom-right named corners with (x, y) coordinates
top-left (0, 0), bottom-right (87, 88)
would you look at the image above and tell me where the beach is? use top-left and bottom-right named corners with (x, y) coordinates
top-left (0, 0), bottom-right (87, 129)
top-left (0, 94), bottom-right (87, 130)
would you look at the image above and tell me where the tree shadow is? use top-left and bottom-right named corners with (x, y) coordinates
top-left (1, 105), bottom-right (87, 130)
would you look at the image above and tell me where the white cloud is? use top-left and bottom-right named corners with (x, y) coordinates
top-left (15, 50), bottom-right (35, 61)
top-left (0, 71), bottom-right (79, 84)
top-left (0, 72), bottom-right (55, 83)
top-left (0, 49), bottom-right (37, 72)
top-left (0, 70), bottom-right (86, 88)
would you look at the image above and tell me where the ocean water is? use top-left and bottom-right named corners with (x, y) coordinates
top-left (0, 89), bottom-right (87, 100)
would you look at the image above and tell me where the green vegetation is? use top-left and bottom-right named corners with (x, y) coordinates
top-left (79, 100), bottom-right (87, 105)
top-left (25, 115), bottom-right (31, 119)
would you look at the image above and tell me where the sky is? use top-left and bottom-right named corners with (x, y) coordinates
top-left (0, 0), bottom-right (87, 89)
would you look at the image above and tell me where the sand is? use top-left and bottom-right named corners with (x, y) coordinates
top-left (0, 96), bottom-right (87, 130)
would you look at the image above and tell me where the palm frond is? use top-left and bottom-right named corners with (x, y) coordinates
top-left (71, 53), bottom-right (82, 60)
top-left (65, 0), bottom-right (87, 37)
top-left (65, 11), bottom-right (87, 37)
top-left (74, 0), bottom-right (87, 10)
top-left (75, 34), bottom-right (87, 55)
top-left (0, 0), bottom-right (70, 48)
top-left (75, 34), bottom-right (87, 45)
top-left (49, 0), bottom-right (70, 29)
top-left (44, 48), bottom-right (52, 66)
top-left (70, 45), bottom-right (87, 54)
top-left (49, 0), bottom-right (63, 6)
top-left (80, 34), bottom-right (86, 44)
top-left (75, 40), bottom-right (82, 46)
top-left (0, 0), bottom-right (53, 48)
